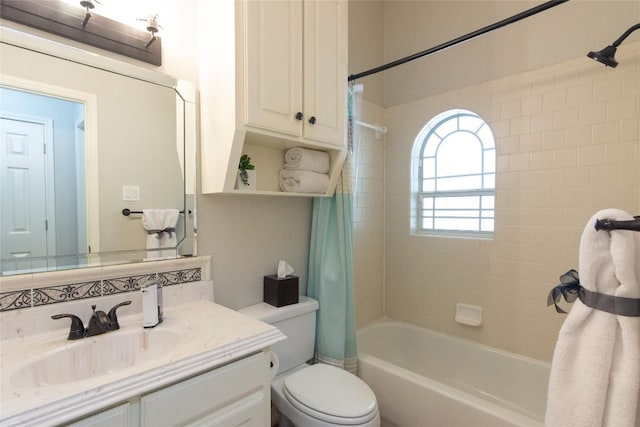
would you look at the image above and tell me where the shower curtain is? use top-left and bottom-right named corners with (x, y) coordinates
top-left (307, 85), bottom-right (358, 374)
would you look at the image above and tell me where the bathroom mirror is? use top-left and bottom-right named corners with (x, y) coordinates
top-left (0, 27), bottom-right (197, 277)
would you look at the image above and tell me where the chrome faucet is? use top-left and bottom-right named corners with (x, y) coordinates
top-left (52, 300), bottom-right (132, 340)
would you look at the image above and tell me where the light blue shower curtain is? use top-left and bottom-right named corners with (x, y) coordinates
top-left (307, 86), bottom-right (358, 374)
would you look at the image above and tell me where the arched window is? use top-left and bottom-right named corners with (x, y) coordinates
top-left (411, 109), bottom-right (495, 237)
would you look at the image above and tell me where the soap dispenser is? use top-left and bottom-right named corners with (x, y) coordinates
top-left (141, 280), bottom-right (163, 328)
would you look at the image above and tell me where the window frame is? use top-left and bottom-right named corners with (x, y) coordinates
top-left (412, 109), bottom-right (496, 239)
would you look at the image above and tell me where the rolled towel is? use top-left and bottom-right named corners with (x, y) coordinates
top-left (545, 209), bottom-right (640, 427)
top-left (142, 209), bottom-right (180, 260)
top-left (279, 170), bottom-right (329, 193)
top-left (283, 147), bottom-right (330, 174)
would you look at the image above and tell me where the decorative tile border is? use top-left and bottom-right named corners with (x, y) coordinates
top-left (0, 268), bottom-right (201, 312)
top-left (0, 289), bottom-right (32, 311)
top-left (32, 280), bottom-right (102, 308)
top-left (103, 273), bottom-right (156, 295)
top-left (160, 268), bottom-right (201, 285)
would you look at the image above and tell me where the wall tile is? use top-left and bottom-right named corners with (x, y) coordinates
top-left (592, 78), bottom-right (622, 103)
top-left (531, 111), bottom-right (554, 132)
top-left (542, 89), bottom-right (567, 112)
top-left (384, 43), bottom-right (639, 363)
top-left (541, 129), bottom-right (566, 150)
top-left (554, 107), bottom-right (579, 129)
top-left (606, 97), bottom-right (637, 121)
top-left (577, 145), bottom-right (605, 166)
top-left (578, 102), bottom-right (606, 125)
top-left (552, 148), bottom-right (577, 169)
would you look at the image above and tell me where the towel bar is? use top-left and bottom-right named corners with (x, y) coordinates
top-left (122, 208), bottom-right (189, 216)
top-left (594, 216), bottom-right (640, 232)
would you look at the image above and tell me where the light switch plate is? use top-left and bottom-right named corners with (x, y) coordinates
top-left (122, 185), bottom-right (140, 201)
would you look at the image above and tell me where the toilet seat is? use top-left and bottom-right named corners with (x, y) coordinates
top-left (282, 364), bottom-right (378, 425)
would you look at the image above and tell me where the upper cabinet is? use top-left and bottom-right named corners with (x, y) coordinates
top-left (199, 0), bottom-right (348, 196)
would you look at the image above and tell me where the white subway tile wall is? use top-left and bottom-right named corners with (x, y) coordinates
top-left (379, 42), bottom-right (639, 361)
top-left (353, 98), bottom-right (386, 328)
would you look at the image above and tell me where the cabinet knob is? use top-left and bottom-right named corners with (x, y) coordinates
top-left (295, 112), bottom-right (304, 121)
top-left (309, 116), bottom-right (317, 125)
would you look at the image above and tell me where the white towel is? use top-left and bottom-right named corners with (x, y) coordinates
top-left (142, 209), bottom-right (180, 260)
top-left (545, 209), bottom-right (640, 427)
top-left (283, 147), bottom-right (330, 174)
top-left (279, 170), bottom-right (329, 193)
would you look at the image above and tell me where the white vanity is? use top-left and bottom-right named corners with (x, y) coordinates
top-left (0, 292), bottom-right (285, 426)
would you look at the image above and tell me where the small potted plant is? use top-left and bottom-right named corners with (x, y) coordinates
top-left (237, 154), bottom-right (256, 190)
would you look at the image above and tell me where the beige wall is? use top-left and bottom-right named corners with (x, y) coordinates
top-left (383, 0), bottom-right (640, 107)
top-left (384, 42), bottom-right (640, 361)
top-left (348, 0), bottom-right (385, 106)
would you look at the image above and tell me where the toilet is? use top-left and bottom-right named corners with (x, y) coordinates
top-left (239, 297), bottom-right (380, 427)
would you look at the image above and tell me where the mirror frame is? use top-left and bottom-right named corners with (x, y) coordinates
top-left (0, 25), bottom-right (197, 276)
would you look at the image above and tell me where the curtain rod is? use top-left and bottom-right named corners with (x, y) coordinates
top-left (348, 0), bottom-right (570, 82)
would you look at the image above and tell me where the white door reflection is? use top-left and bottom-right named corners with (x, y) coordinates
top-left (1, 86), bottom-right (92, 272)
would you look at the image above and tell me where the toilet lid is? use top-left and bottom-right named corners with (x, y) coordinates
top-left (282, 364), bottom-right (378, 425)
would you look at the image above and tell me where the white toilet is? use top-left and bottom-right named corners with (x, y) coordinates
top-left (239, 296), bottom-right (380, 427)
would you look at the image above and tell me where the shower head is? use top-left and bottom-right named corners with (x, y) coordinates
top-left (587, 45), bottom-right (619, 67)
top-left (587, 23), bottom-right (640, 67)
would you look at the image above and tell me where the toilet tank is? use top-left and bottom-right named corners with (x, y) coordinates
top-left (239, 296), bottom-right (319, 374)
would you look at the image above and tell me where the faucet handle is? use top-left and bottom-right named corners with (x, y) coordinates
top-left (51, 313), bottom-right (86, 340)
top-left (107, 300), bottom-right (132, 331)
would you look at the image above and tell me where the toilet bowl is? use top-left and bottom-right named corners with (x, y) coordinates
top-left (272, 363), bottom-right (380, 427)
top-left (238, 297), bottom-right (380, 427)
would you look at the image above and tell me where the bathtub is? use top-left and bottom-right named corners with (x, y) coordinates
top-left (357, 321), bottom-right (550, 427)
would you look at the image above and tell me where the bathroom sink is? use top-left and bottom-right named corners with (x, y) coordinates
top-left (10, 328), bottom-right (182, 387)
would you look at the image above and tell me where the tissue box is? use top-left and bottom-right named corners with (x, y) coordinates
top-left (264, 275), bottom-right (299, 307)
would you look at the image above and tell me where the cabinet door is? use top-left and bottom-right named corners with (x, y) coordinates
top-left (66, 402), bottom-right (133, 427)
top-left (186, 392), bottom-right (267, 427)
top-left (303, 0), bottom-right (348, 146)
top-left (140, 352), bottom-right (270, 427)
top-left (245, 0), bottom-right (303, 136)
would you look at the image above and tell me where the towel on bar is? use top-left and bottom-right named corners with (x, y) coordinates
top-left (283, 147), bottom-right (330, 174)
top-left (142, 209), bottom-right (180, 260)
top-left (545, 208), bottom-right (640, 427)
top-left (279, 170), bottom-right (329, 194)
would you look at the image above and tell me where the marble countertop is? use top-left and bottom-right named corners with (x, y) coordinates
top-left (0, 300), bottom-right (285, 426)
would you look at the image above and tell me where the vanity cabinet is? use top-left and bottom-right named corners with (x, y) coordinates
top-left (199, 0), bottom-right (348, 196)
top-left (66, 403), bottom-right (132, 427)
top-left (67, 352), bottom-right (271, 427)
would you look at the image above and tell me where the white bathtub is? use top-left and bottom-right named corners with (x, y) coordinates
top-left (357, 321), bottom-right (550, 427)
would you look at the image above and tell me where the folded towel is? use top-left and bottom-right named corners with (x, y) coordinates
top-left (283, 147), bottom-right (330, 174)
top-left (545, 209), bottom-right (640, 427)
top-left (142, 209), bottom-right (180, 260)
top-left (279, 170), bottom-right (329, 193)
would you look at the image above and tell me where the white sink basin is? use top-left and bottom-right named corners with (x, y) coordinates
top-left (11, 328), bottom-right (182, 387)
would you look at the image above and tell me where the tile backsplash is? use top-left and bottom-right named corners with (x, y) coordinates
top-left (0, 257), bottom-right (210, 312)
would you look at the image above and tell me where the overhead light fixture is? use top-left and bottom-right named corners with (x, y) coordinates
top-left (138, 13), bottom-right (161, 48)
top-left (80, 0), bottom-right (98, 28)
top-left (587, 23), bottom-right (640, 68)
top-left (1, 0), bottom-right (162, 65)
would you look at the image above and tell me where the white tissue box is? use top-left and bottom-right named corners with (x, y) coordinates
top-left (264, 275), bottom-right (299, 307)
